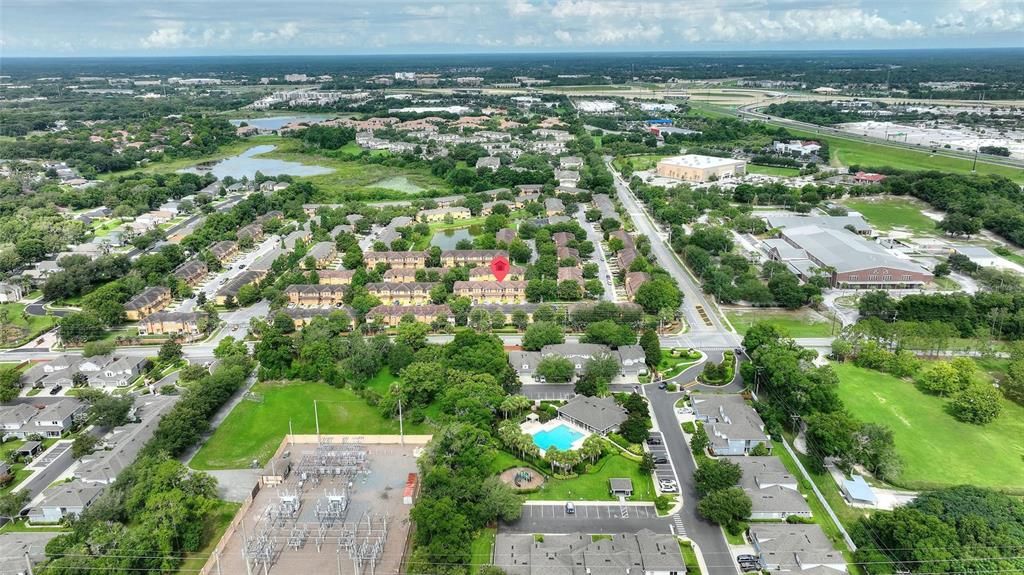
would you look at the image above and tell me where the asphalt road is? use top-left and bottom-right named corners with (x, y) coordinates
top-left (574, 208), bottom-right (616, 301)
top-left (606, 158), bottom-right (739, 351)
top-left (645, 384), bottom-right (739, 575)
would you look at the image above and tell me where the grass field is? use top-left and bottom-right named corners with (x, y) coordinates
top-left (469, 527), bottom-right (497, 574)
top-left (177, 500), bottom-right (241, 574)
top-left (613, 155), bottom-right (668, 172)
top-left (190, 381), bottom-right (429, 470)
top-left (0, 303), bottom-right (57, 347)
top-left (101, 136), bottom-right (283, 179)
top-left (783, 126), bottom-right (1024, 183)
top-left (525, 452), bottom-right (655, 502)
top-left (726, 308), bottom-right (838, 338)
top-left (746, 164), bottom-right (801, 177)
top-left (833, 363), bottom-right (1024, 492)
top-left (839, 197), bottom-right (938, 235)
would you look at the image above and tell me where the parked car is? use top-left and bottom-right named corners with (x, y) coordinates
top-left (653, 456), bottom-right (668, 464)
top-left (657, 382), bottom-right (668, 389)
top-left (659, 479), bottom-right (678, 492)
top-left (565, 502), bottom-right (575, 515)
top-left (49, 385), bottom-right (62, 395)
top-left (646, 436), bottom-right (662, 445)
top-left (739, 563), bottom-right (760, 573)
top-left (736, 555), bottom-right (758, 563)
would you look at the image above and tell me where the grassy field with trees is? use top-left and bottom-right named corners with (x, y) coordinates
top-left (834, 363), bottom-right (1024, 492)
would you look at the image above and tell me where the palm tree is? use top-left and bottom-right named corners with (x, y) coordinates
top-left (580, 435), bottom-right (603, 465)
top-left (544, 446), bottom-right (563, 474)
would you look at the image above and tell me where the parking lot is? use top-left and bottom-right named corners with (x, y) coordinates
top-left (646, 431), bottom-right (679, 488)
top-left (522, 503), bottom-right (660, 520)
top-left (504, 502), bottom-right (671, 534)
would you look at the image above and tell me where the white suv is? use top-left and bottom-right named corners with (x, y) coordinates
top-left (659, 479), bottom-right (678, 493)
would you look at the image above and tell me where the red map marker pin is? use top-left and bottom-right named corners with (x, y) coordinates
top-left (491, 255), bottom-right (510, 282)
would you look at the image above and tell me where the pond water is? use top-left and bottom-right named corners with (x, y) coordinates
top-left (179, 145), bottom-right (333, 180)
top-left (229, 115), bottom-right (332, 131)
top-left (430, 225), bottom-right (481, 250)
top-left (369, 175), bottom-right (425, 194)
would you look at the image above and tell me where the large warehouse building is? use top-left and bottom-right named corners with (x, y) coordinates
top-left (764, 224), bottom-right (933, 288)
top-left (655, 154), bottom-right (747, 182)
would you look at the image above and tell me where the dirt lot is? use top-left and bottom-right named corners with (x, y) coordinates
top-left (216, 442), bottom-right (420, 575)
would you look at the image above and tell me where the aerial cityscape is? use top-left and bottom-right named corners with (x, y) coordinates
top-left (0, 2), bottom-right (1023, 575)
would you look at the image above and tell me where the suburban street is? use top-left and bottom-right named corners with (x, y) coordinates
top-left (574, 208), bottom-right (617, 301)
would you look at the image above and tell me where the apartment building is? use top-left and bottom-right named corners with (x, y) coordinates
top-left (453, 280), bottom-right (527, 303)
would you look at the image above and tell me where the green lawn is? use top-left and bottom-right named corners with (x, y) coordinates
top-left (833, 363), bottom-right (1024, 492)
top-left (726, 308), bottom-right (838, 338)
top-left (613, 155), bottom-right (669, 172)
top-left (746, 164), bottom-right (801, 177)
top-left (469, 527), bottom-right (497, 574)
top-left (678, 541), bottom-right (702, 575)
top-left (190, 381), bottom-right (430, 470)
top-left (839, 197), bottom-right (938, 235)
top-left (658, 349), bottom-right (703, 379)
top-left (525, 452), bottom-right (655, 502)
top-left (177, 500), bottom-right (241, 575)
top-left (0, 303), bottom-right (57, 347)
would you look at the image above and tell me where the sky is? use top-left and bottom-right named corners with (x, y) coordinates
top-left (1, 0), bottom-right (1023, 57)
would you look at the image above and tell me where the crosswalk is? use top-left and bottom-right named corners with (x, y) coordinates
top-left (672, 514), bottom-right (686, 536)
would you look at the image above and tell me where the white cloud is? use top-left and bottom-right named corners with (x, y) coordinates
top-left (507, 0), bottom-right (539, 16)
top-left (251, 22), bottom-right (300, 43)
top-left (140, 21), bottom-right (191, 49)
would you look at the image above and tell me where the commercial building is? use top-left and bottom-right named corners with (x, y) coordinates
top-left (493, 530), bottom-right (686, 575)
top-left (556, 395), bottom-right (628, 434)
top-left (123, 286), bottom-right (171, 321)
top-left (764, 225), bottom-right (933, 288)
top-left (691, 394), bottom-right (771, 456)
top-left (655, 154), bottom-right (747, 182)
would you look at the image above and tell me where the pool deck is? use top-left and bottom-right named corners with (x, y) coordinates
top-left (522, 418), bottom-right (591, 455)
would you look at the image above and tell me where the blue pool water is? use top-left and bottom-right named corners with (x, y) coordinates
top-left (532, 425), bottom-right (586, 451)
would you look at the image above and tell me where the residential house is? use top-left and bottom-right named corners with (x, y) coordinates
top-left (123, 287), bottom-right (171, 321)
top-left (553, 232), bottom-right (574, 247)
top-left (625, 272), bottom-right (650, 300)
top-left (508, 343), bottom-right (648, 384)
top-left (611, 229), bottom-right (636, 250)
top-left (365, 282), bottom-right (437, 305)
top-left (215, 270), bottom-right (262, 305)
top-left (306, 242), bottom-right (338, 269)
top-left (172, 259), bottom-right (208, 287)
top-left (383, 267), bottom-right (448, 282)
top-left (559, 156), bottom-right (583, 170)
top-left (27, 480), bottom-right (105, 524)
top-left (283, 229), bottom-right (312, 250)
top-left (318, 270), bottom-right (356, 285)
top-left (138, 311), bottom-right (203, 336)
top-left (617, 248), bottom-right (638, 270)
top-left (365, 251), bottom-right (428, 269)
top-left (237, 223), bottom-right (264, 243)
top-left (730, 457), bottom-right (812, 520)
top-left (545, 197), bottom-right (565, 216)
top-left (494, 530), bottom-right (685, 575)
top-left (453, 280), bottom-right (527, 304)
top-left (558, 267), bottom-right (585, 287)
top-left (30, 399), bottom-right (87, 438)
top-left (284, 284), bottom-right (348, 307)
top-left (556, 246), bottom-right (579, 262)
top-left (366, 304), bottom-right (452, 328)
top-left (208, 240), bottom-right (239, 264)
top-left (748, 524), bottom-right (847, 574)
top-left (470, 265), bottom-right (525, 281)
top-left (691, 394), bottom-right (771, 456)
top-left (0, 282), bottom-right (23, 303)
top-left (442, 249), bottom-right (507, 267)
top-left (476, 156), bottom-right (501, 171)
top-left (418, 206), bottom-right (472, 223)
top-left (555, 169), bottom-right (580, 188)
top-left (496, 228), bottom-right (517, 245)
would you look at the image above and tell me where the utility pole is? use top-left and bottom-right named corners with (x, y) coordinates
top-left (25, 552), bottom-right (34, 575)
top-left (398, 396), bottom-right (405, 446)
top-left (314, 399), bottom-right (320, 438)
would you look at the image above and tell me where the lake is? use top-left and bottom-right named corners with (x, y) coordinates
top-left (229, 115), bottom-right (332, 131)
top-left (369, 175), bottom-right (425, 194)
top-left (180, 145), bottom-right (333, 180)
top-left (431, 226), bottom-right (481, 250)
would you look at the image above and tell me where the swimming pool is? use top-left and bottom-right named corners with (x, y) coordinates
top-left (532, 424), bottom-right (586, 451)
